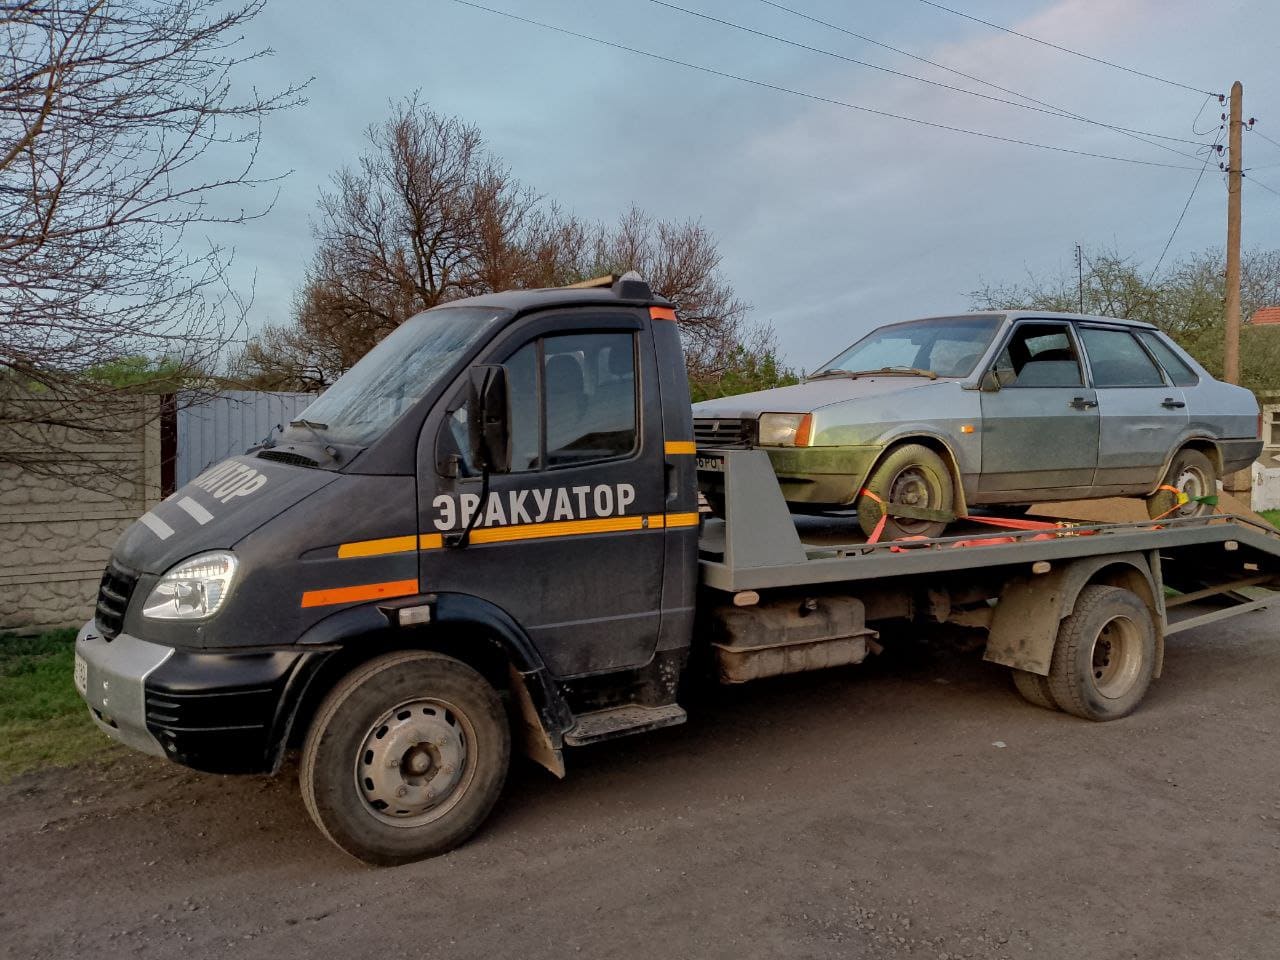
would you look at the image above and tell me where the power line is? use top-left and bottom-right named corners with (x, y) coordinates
top-left (449, 0), bottom-right (1202, 171)
top-left (1148, 127), bottom-right (1225, 282)
top-left (1245, 173), bottom-right (1280, 200)
top-left (745, 0), bottom-right (1208, 163)
top-left (1248, 125), bottom-right (1280, 154)
top-left (650, 0), bottom-right (1206, 156)
top-left (912, 0), bottom-right (1218, 97)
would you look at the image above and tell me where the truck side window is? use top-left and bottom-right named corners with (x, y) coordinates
top-left (544, 332), bottom-right (637, 466)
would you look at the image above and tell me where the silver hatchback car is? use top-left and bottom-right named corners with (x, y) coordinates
top-left (693, 312), bottom-right (1262, 540)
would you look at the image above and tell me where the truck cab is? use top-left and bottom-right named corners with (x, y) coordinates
top-left (76, 274), bottom-right (701, 864)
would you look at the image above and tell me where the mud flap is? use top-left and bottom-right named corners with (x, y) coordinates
top-left (507, 663), bottom-right (565, 779)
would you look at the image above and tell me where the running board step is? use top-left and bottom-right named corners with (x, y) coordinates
top-left (563, 704), bottom-right (687, 746)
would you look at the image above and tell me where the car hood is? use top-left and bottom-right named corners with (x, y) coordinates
top-left (692, 376), bottom-right (951, 419)
top-left (110, 454), bottom-right (339, 575)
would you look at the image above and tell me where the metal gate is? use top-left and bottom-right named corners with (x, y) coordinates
top-left (172, 390), bottom-right (316, 490)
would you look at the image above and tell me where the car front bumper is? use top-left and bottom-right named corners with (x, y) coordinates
top-left (759, 445), bottom-right (883, 506)
top-left (75, 621), bottom-right (327, 774)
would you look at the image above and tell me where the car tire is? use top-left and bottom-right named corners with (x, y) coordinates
top-left (1046, 585), bottom-right (1155, 721)
top-left (300, 650), bottom-right (511, 866)
top-left (1146, 448), bottom-right (1217, 520)
top-left (1011, 669), bottom-right (1058, 711)
top-left (857, 443), bottom-right (955, 541)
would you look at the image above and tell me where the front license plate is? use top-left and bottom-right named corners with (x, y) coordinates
top-left (73, 653), bottom-right (88, 697)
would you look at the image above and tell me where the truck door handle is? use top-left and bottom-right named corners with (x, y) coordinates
top-left (1161, 397), bottom-right (1186, 409)
top-left (1069, 397), bottom-right (1098, 410)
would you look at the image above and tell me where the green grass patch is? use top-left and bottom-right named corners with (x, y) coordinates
top-left (1261, 509), bottom-right (1280, 529)
top-left (0, 629), bottom-right (116, 781)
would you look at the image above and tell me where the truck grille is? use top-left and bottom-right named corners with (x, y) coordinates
top-left (95, 560), bottom-right (139, 640)
top-left (257, 449), bottom-right (318, 468)
top-left (694, 417), bottom-right (756, 448)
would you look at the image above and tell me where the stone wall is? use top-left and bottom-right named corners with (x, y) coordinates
top-left (0, 396), bottom-right (161, 633)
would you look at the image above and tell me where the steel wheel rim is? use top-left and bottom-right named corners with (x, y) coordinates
top-left (354, 697), bottom-right (477, 827)
top-left (1173, 464), bottom-right (1209, 517)
top-left (1089, 616), bottom-right (1143, 700)
top-left (888, 465), bottom-right (936, 534)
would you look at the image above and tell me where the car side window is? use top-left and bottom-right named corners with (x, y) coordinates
top-left (1079, 328), bottom-right (1166, 387)
top-left (991, 322), bottom-right (1083, 387)
top-left (444, 331), bottom-right (637, 476)
top-left (1137, 331), bottom-right (1198, 387)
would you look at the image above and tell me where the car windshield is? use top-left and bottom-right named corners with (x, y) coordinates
top-left (292, 306), bottom-right (510, 446)
top-left (817, 315), bottom-right (1004, 378)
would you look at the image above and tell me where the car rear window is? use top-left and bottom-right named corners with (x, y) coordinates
top-left (1079, 328), bottom-right (1165, 387)
top-left (1137, 331), bottom-right (1198, 386)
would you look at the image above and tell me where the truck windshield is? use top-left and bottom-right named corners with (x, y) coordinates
top-left (817, 315), bottom-right (1003, 379)
top-left (293, 306), bottom-right (510, 446)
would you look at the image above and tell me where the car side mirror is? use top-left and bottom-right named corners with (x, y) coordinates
top-left (979, 368), bottom-right (1002, 392)
top-left (467, 364), bottom-right (511, 473)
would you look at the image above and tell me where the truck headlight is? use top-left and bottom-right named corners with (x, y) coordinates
top-left (142, 552), bottom-right (238, 620)
top-left (758, 412), bottom-right (813, 446)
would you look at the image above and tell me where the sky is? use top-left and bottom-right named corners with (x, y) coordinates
top-left (205, 0), bottom-right (1280, 373)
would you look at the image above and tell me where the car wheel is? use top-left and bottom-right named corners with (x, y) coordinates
top-left (1146, 448), bottom-right (1217, 520)
top-left (857, 443), bottom-right (955, 541)
top-left (300, 650), bottom-right (511, 866)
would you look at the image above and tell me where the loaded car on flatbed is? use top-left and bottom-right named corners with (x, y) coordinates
top-left (74, 275), bottom-right (1280, 864)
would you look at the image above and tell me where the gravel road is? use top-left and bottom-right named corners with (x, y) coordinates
top-left (4, 608), bottom-right (1279, 960)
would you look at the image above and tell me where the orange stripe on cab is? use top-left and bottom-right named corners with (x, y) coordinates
top-left (664, 440), bottom-right (696, 455)
top-left (301, 579), bottom-right (419, 609)
top-left (649, 306), bottom-right (677, 321)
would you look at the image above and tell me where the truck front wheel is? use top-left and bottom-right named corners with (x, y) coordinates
top-left (1047, 585), bottom-right (1155, 721)
top-left (300, 650), bottom-right (511, 865)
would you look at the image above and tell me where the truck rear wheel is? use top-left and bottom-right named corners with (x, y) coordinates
top-left (1047, 585), bottom-right (1155, 721)
top-left (1011, 669), bottom-right (1058, 711)
top-left (300, 650), bottom-right (510, 865)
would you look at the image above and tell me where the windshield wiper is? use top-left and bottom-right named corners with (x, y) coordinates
top-left (807, 366), bottom-right (938, 381)
top-left (288, 419), bottom-right (340, 461)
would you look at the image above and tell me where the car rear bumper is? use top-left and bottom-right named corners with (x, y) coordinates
top-left (75, 621), bottom-right (327, 774)
top-left (1218, 438), bottom-right (1264, 475)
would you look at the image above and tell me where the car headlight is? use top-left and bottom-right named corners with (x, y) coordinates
top-left (142, 551), bottom-right (238, 620)
top-left (758, 412), bottom-right (813, 446)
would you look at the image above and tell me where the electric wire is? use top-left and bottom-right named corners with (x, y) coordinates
top-left (752, 0), bottom-right (1211, 163)
top-left (1249, 126), bottom-right (1280, 154)
top-left (448, 1), bottom-right (1202, 171)
top-left (1148, 126), bottom-right (1225, 282)
top-left (912, 0), bottom-right (1217, 97)
top-left (650, 0), bottom-right (1205, 155)
top-left (1244, 173), bottom-right (1280, 200)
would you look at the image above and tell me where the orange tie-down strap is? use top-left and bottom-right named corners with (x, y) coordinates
top-left (1149, 484), bottom-right (1219, 521)
top-left (860, 489), bottom-right (1095, 548)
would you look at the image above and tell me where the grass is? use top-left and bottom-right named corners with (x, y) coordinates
top-left (0, 629), bottom-right (116, 781)
top-left (1262, 510), bottom-right (1280, 530)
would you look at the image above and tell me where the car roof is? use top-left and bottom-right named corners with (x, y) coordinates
top-left (908, 310), bottom-right (1157, 330)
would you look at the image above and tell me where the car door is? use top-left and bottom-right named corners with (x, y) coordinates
top-left (419, 312), bottom-right (668, 678)
top-left (978, 320), bottom-right (1100, 497)
top-left (1077, 325), bottom-right (1188, 494)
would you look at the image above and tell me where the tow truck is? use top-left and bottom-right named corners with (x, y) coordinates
top-left (74, 274), bottom-right (1280, 864)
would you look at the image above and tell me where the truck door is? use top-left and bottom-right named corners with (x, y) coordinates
top-left (978, 320), bottom-right (1100, 497)
top-left (418, 311), bottom-right (669, 678)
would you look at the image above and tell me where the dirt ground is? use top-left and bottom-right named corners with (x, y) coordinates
top-left (3, 609), bottom-right (1279, 960)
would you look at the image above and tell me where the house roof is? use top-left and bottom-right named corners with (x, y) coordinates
top-left (1251, 306), bottom-right (1280, 325)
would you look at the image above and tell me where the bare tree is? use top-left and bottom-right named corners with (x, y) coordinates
top-left (1, 0), bottom-right (305, 474)
top-left (236, 97), bottom-right (784, 395)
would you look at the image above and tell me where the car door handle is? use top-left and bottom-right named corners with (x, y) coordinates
top-left (1068, 397), bottom-right (1098, 410)
top-left (1161, 397), bottom-right (1186, 409)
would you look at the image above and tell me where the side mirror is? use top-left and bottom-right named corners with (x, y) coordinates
top-left (979, 368), bottom-right (1002, 392)
top-left (467, 364), bottom-right (511, 473)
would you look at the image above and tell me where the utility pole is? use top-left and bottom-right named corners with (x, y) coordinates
top-left (1074, 243), bottom-right (1084, 312)
top-left (1224, 80), bottom-right (1243, 385)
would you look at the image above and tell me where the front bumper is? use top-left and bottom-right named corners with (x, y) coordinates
top-left (760, 445), bottom-right (882, 506)
top-left (75, 621), bottom-right (326, 774)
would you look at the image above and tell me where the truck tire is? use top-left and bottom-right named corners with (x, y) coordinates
top-left (1011, 669), bottom-right (1058, 711)
top-left (1047, 585), bottom-right (1155, 721)
top-left (300, 650), bottom-right (510, 866)
top-left (1146, 448), bottom-right (1217, 520)
top-left (857, 444), bottom-right (955, 541)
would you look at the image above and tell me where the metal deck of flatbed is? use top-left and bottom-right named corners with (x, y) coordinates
top-left (696, 450), bottom-right (1280, 608)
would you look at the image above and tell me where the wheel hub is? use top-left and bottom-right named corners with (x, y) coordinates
top-left (1173, 466), bottom-right (1207, 517)
top-left (357, 699), bottom-right (468, 823)
top-left (1089, 617), bottom-right (1141, 699)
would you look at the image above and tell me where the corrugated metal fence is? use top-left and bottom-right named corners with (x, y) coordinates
top-left (174, 390), bottom-right (316, 488)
